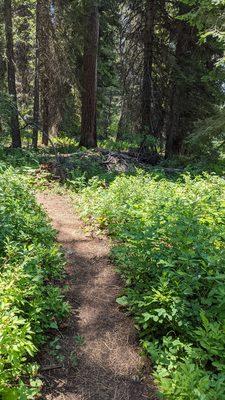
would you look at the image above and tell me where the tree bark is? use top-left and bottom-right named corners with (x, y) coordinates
top-left (0, 27), bottom-right (6, 135)
top-left (4, 0), bottom-right (21, 148)
top-left (165, 21), bottom-right (193, 158)
top-left (15, 3), bottom-right (31, 108)
top-left (39, 0), bottom-right (51, 146)
top-left (141, 0), bottom-right (157, 137)
top-left (42, 93), bottom-right (49, 145)
top-left (32, 0), bottom-right (40, 148)
top-left (80, 2), bottom-right (99, 148)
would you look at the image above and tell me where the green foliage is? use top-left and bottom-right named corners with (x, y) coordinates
top-left (0, 93), bottom-right (15, 144)
top-left (65, 151), bottom-right (118, 191)
top-left (186, 107), bottom-right (225, 156)
top-left (0, 169), bottom-right (69, 398)
top-left (76, 170), bottom-right (225, 399)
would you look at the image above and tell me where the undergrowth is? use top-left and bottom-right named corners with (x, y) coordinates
top-left (75, 170), bottom-right (225, 399)
top-left (0, 167), bottom-right (69, 399)
top-left (1, 145), bottom-right (225, 399)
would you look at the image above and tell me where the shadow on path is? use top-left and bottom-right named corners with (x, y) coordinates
top-left (36, 192), bottom-right (157, 400)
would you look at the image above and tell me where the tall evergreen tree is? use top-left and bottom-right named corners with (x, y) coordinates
top-left (15, 2), bottom-right (33, 110)
top-left (141, 0), bottom-right (157, 137)
top-left (80, 1), bottom-right (99, 148)
top-left (3, 0), bottom-right (21, 148)
top-left (0, 0), bottom-right (223, 155)
top-left (32, 0), bottom-right (40, 148)
top-left (0, 12), bottom-right (6, 134)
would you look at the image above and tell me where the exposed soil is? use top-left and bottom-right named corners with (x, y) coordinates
top-left (36, 192), bottom-right (157, 400)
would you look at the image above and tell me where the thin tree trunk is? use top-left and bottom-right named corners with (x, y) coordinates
top-left (49, 0), bottom-right (66, 139)
top-left (0, 33), bottom-right (6, 135)
top-left (39, 0), bottom-right (51, 146)
top-left (15, 3), bottom-right (31, 108)
top-left (141, 0), bottom-right (156, 137)
top-left (42, 94), bottom-right (49, 145)
top-left (32, 0), bottom-right (40, 148)
top-left (117, 99), bottom-right (128, 141)
top-left (165, 21), bottom-right (191, 158)
top-left (4, 0), bottom-right (21, 148)
top-left (80, 2), bottom-right (99, 148)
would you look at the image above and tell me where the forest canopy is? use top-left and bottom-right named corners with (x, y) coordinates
top-left (0, 0), bottom-right (224, 159)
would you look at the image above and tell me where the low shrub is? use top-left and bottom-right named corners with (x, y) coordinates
top-left (0, 169), bottom-right (69, 398)
top-left (77, 171), bottom-right (225, 399)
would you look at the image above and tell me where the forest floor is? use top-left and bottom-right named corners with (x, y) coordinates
top-left (36, 191), bottom-right (157, 400)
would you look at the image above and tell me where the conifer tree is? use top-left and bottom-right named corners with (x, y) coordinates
top-left (3, 0), bottom-right (21, 147)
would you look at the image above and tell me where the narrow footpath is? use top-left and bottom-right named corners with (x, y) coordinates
top-left (36, 192), bottom-right (156, 400)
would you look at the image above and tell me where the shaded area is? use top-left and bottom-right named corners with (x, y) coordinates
top-left (36, 192), bottom-right (157, 400)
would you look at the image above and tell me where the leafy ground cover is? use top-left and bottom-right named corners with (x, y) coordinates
top-left (0, 167), bottom-right (69, 399)
top-left (1, 146), bottom-right (225, 399)
top-left (75, 170), bottom-right (225, 399)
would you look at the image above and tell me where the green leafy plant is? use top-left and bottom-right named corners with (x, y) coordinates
top-left (0, 169), bottom-right (69, 398)
top-left (76, 170), bottom-right (225, 399)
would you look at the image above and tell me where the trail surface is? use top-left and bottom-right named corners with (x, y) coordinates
top-left (36, 192), bottom-right (156, 400)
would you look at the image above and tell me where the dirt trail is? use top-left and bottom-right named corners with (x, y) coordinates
top-left (36, 192), bottom-right (156, 400)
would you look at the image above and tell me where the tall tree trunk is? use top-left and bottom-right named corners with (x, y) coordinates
top-left (80, 2), bottom-right (99, 148)
top-left (0, 27), bottom-right (6, 135)
top-left (15, 3), bottom-right (31, 109)
top-left (49, 0), bottom-right (67, 138)
top-left (4, 0), bottom-right (21, 148)
top-left (165, 21), bottom-right (193, 158)
top-left (32, 0), bottom-right (40, 148)
top-left (42, 94), bottom-right (49, 145)
top-left (39, 0), bottom-right (51, 146)
top-left (141, 0), bottom-right (156, 137)
top-left (165, 81), bottom-right (182, 158)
